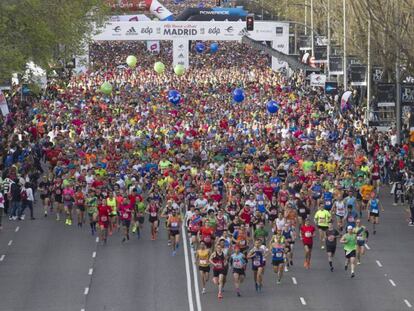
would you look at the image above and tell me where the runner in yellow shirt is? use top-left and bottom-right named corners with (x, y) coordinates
top-left (314, 204), bottom-right (332, 249)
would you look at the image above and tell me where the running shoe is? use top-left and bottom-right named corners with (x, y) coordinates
top-left (218, 292), bottom-right (223, 299)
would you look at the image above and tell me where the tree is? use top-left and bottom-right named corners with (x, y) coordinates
top-left (0, 0), bottom-right (109, 81)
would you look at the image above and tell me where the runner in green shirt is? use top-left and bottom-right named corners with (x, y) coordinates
top-left (340, 225), bottom-right (357, 278)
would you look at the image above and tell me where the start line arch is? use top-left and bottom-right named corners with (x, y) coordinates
top-left (92, 20), bottom-right (290, 71)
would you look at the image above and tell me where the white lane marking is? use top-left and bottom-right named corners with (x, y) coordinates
top-left (0, 255), bottom-right (5, 261)
top-left (84, 287), bottom-right (89, 295)
top-left (81, 309), bottom-right (85, 311)
top-left (300, 297), bottom-right (307, 305)
top-left (189, 235), bottom-right (202, 311)
top-left (365, 244), bottom-right (370, 250)
top-left (376, 260), bottom-right (383, 267)
top-left (92, 251), bottom-right (96, 258)
top-left (389, 279), bottom-right (396, 287)
top-left (8, 240), bottom-right (13, 246)
top-left (15, 226), bottom-right (19, 232)
top-left (292, 277), bottom-right (297, 285)
top-left (95, 237), bottom-right (99, 243)
top-left (404, 299), bottom-right (412, 308)
top-left (88, 268), bottom-right (93, 275)
top-left (181, 223), bottom-right (195, 311)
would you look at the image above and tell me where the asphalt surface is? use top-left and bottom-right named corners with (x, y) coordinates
top-left (0, 186), bottom-right (413, 311)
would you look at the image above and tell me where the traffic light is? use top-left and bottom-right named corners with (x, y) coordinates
top-left (246, 15), bottom-right (254, 31)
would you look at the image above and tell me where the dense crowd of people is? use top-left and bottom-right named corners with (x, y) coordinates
top-left (1, 38), bottom-right (414, 300)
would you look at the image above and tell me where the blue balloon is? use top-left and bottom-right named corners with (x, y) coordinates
top-left (195, 42), bottom-right (205, 53)
top-left (210, 42), bottom-right (219, 53)
top-left (168, 90), bottom-right (181, 105)
top-left (233, 88), bottom-right (245, 103)
top-left (267, 100), bottom-right (279, 113)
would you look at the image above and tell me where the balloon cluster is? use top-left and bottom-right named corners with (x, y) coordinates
top-left (232, 88), bottom-right (245, 103)
top-left (168, 90), bottom-right (181, 105)
top-left (267, 100), bottom-right (279, 114)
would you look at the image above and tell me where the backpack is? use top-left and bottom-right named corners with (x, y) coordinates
top-left (21, 189), bottom-right (28, 201)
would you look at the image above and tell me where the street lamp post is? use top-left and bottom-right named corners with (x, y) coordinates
top-left (343, 0), bottom-right (347, 91)
top-left (310, 0), bottom-right (314, 56)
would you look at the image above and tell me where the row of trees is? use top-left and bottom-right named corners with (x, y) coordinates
top-left (0, 0), bottom-right (109, 81)
top-left (248, 0), bottom-right (414, 80)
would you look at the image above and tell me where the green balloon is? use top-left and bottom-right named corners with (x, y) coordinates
top-left (154, 61), bottom-right (165, 74)
top-left (100, 82), bottom-right (112, 95)
top-left (174, 64), bottom-right (185, 76)
top-left (126, 55), bottom-right (137, 68)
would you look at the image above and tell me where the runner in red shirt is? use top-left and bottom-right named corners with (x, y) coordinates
top-left (97, 199), bottom-right (111, 244)
top-left (198, 223), bottom-right (215, 249)
top-left (119, 197), bottom-right (133, 243)
top-left (300, 218), bottom-right (316, 269)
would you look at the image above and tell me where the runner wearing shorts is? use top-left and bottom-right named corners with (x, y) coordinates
top-left (300, 218), bottom-right (315, 269)
top-left (341, 225), bottom-right (358, 278)
top-left (230, 246), bottom-right (246, 297)
top-left (196, 241), bottom-right (210, 294)
top-left (210, 244), bottom-right (227, 299)
top-left (325, 222), bottom-right (340, 271)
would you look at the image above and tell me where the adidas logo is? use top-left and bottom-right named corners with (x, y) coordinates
top-left (126, 27), bottom-right (137, 35)
top-left (238, 28), bottom-right (250, 37)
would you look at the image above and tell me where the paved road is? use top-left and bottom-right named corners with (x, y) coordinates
top-left (0, 186), bottom-right (413, 311)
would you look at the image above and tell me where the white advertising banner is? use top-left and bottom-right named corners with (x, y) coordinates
top-left (93, 21), bottom-right (289, 42)
top-left (173, 39), bottom-right (189, 69)
top-left (271, 24), bottom-right (289, 71)
top-left (310, 74), bottom-right (327, 87)
top-left (147, 40), bottom-right (160, 53)
top-left (0, 90), bottom-right (10, 116)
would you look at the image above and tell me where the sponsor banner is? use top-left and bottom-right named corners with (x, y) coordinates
top-left (0, 90), bottom-right (9, 116)
top-left (147, 40), bottom-right (160, 53)
top-left (325, 81), bottom-right (338, 95)
top-left (271, 24), bottom-right (290, 71)
top-left (350, 64), bottom-right (367, 86)
top-left (314, 45), bottom-right (327, 63)
top-left (173, 39), bottom-right (189, 68)
top-left (176, 7), bottom-right (247, 21)
top-left (94, 21), bottom-right (289, 42)
top-left (329, 56), bottom-right (343, 75)
top-left (376, 83), bottom-right (395, 106)
top-left (402, 84), bottom-right (414, 105)
top-left (372, 66), bottom-right (385, 84)
top-left (107, 0), bottom-right (173, 20)
top-left (110, 15), bottom-right (151, 21)
top-left (310, 73), bottom-right (326, 87)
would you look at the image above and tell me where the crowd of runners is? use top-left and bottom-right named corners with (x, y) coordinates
top-left (1, 39), bottom-right (414, 300)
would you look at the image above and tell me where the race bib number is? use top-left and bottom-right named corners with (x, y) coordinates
top-left (299, 208), bottom-right (306, 214)
top-left (171, 222), bottom-right (178, 228)
top-left (204, 236), bottom-right (211, 243)
top-left (357, 236), bottom-right (364, 241)
top-left (123, 213), bottom-right (129, 219)
top-left (215, 262), bottom-right (223, 269)
top-left (253, 259), bottom-right (261, 267)
top-left (199, 259), bottom-right (208, 266)
top-left (276, 252), bottom-right (283, 257)
top-left (239, 239), bottom-right (246, 246)
top-left (101, 216), bottom-right (108, 222)
top-left (234, 260), bottom-right (243, 269)
top-left (325, 201), bottom-right (331, 206)
top-left (305, 232), bottom-right (312, 238)
top-left (371, 209), bottom-right (378, 214)
top-left (348, 216), bottom-right (354, 222)
top-left (150, 212), bottom-right (157, 217)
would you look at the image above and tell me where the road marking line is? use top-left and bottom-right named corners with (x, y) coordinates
top-left (404, 299), bottom-right (412, 308)
top-left (292, 277), bottom-right (297, 285)
top-left (376, 260), bottom-right (383, 267)
top-left (365, 244), bottom-right (370, 250)
top-left (95, 237), bottom-right (99, 243)
top-left (84, 287), bottom-right (89, 295)
top-left (81, 309), bottom-right (85, 311)
top-left (92, 251), bottom-right (96, 258)
top-left (15, 226), bottom-right (19, 232)
top-left (88, 268), bottom-right (93, 275)
top-left (189, 234), bottom-right (202, 311)
top-left (389, 279), bottom-right (396, 287)
top-left (8, 240), bottom-right (13, 246)
top-left (300, 297), bottom-right (307, 305)
top-left (181, 223), bottom-right (195, 311)
top-left (0, 255), bottom-right (5, 261)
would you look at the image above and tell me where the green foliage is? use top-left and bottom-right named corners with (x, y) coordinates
top-left (0, 0), bottom-right (109, 81)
